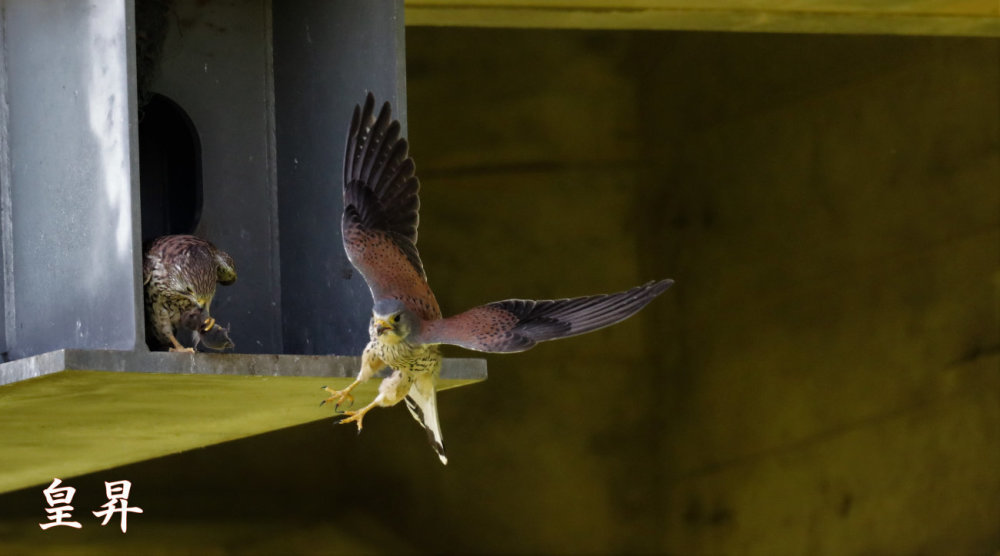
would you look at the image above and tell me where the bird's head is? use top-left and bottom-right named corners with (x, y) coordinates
top-left (180, 284), bottom-right (211, 309)
top-left (372, 298), bottom-right (418, 343)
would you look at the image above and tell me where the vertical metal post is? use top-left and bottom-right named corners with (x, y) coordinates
top-left (273, 0), bottom-right (408, 355)
top-left (0, 0), bottom-right (142, 360)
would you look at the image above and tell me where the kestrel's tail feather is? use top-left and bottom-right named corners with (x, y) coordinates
top-left (404, 374), bottom-right (448, 465)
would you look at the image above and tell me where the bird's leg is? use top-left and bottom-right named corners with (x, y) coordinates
top-left (166, 332), bottom-right (195, 353)
top-left (320, 346), bottom-right (383, 411)
top-left (335, 396), bottom-right (382, 432)
top-left (335, 370), bottom-right (411, 433)
top-left (321, 382), bottom-right (359, 410)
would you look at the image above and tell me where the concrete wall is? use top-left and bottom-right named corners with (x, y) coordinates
top-left (401, 29), bottom-right (999, 554)
top-left (636, 33), bottom-right (999, 554)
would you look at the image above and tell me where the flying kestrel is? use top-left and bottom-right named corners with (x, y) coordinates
top-left (322, 94), bottom-right (673, 464)
top-left (143, 234), bottom-right (237, 352)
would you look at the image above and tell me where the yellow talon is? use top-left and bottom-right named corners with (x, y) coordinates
top-left (320, 385), bottom-right (355, 411)
top-left (201, 317), bottom-right (216, 332)
top-left (166, 332), bottom-right (195, 353)
top-left (338, 411), bottom-right (365, 432)
top-left (335, 402), bottom-right (377, 433)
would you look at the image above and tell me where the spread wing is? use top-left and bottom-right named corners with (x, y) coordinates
top-left (342, 93), bottom-right (440, 320)
top-left (418, 279), bottom-right (673, 353)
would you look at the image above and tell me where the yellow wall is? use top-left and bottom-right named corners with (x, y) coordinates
top-left (405, 0), bottom-right (1000, 36)
top-left (405, 28), bottom-right (999, 553)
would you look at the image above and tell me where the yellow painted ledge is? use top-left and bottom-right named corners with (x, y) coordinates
top-left (0, 350), bottom-right (485, 493)
top-left (405, 1), bottom-right (1000, 37)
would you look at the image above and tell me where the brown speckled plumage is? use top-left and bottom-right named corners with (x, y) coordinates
top-left (143, 234), bottom-right (236, 352)
top-left (325, 93), bottom-right (673, 464)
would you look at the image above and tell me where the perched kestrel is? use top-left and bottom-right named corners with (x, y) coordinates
top-left (323, 94), bottom-right (673, 464)
top-left (143, 234), bottom-right (237, 352)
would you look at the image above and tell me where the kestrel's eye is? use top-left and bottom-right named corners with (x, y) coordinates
top-left (392, 314), bottom-right (401, 323)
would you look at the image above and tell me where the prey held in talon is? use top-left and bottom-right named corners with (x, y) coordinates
top-left (322, 93), bottom-right (673, 465)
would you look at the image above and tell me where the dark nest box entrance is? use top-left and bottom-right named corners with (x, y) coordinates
top-left (139, 94), bottom-right (203, 241)
top-left (136, 0), bottom-right (202, 241)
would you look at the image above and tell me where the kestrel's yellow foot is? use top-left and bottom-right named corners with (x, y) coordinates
top-left (165, 332), bottom-right (195, 353)
top-left (320, 385), bottom-right (355, 411)
top-left (333, 403), bottom-right (376, 433)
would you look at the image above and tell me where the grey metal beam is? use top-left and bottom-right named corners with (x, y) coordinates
top-left (0, 0), bottom-right (143, 361)
top-left (273, 0), bottom-right (408, 355)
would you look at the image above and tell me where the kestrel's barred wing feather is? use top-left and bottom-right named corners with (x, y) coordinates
top-left (342, 93), bottom-right (440, 320)
top-left (418, 279), bottom-right (674, 353)
top-left (344, 94), bottom-right (419, 252)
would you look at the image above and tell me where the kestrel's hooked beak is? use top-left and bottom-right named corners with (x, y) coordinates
top-left (196, 296), bottom-right (209, 308)
top-left (375, 318), bottom-right (394, 336)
